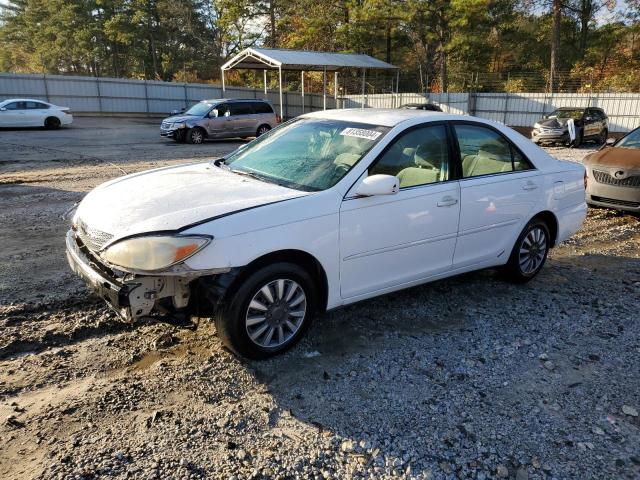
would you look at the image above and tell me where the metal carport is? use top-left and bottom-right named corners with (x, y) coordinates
top-left (220, 47), bottom-right (398, 118)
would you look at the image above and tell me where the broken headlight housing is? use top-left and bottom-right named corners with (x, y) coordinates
top-left (101, 235), bottom-right (211, 272)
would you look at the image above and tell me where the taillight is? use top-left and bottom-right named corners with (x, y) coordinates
top-left (276, 114), bottom-right (282, 123)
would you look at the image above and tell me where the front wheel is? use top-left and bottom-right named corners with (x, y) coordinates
top-left (173, 129), bottom-right (187, 143)
top-left (502, 219), bottom-right (550, 283)
top-left (214, 262), bottom-right (317, 359)
top-left (186, 127), bottom-right (205, 144)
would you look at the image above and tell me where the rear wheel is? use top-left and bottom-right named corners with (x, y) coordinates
top-left (503, 219), bottom-right (550, 283)
top-left (186, 127), bottom-right (205, 144)
top-left (213, 262), bottom-right (316, 359)
top-left (44, 117), bottom-right (61, 129)
top-left (256, 124), bottom-right (271, 137)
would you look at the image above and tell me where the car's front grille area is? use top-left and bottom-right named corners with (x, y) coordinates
top-left (591, 196), bottom-right (640, 208)
top-left (592, 170), bottom-right (640, 187)
top-left (75, 219), bottom-right (113, 252)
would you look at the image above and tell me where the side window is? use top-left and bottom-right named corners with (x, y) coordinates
top-left (5, 101), bottom-right (26, 110)
top-left (27, 101), bottom-right (48, 109)
top-left (369, 124), bottom-right (450, 188)
top-left (455, 124), bottom-right (515, 178)
top-left (229, 102), bottom-right (253, 116)
top-left (513, 149), bottom-right (533, 171)
top-left (253, 102), bottom-right (274, 114)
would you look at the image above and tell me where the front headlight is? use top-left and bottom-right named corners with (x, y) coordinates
top-left (174, 122), bottom-right (187, 129)
top-left (533, 123), bottom-right (541, 129)
top-left (101, 235), bottom-right (211, 271)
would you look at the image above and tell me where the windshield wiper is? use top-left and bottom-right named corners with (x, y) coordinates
top-left (230, 169), bottom-right (270, 183)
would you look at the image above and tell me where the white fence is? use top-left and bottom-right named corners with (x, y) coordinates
top-left (0, 73), bottom-right (335, 119)
top-left (1, 73), bottom-right (638, 132)
top-left (343, 92), bottom-right (640, 132)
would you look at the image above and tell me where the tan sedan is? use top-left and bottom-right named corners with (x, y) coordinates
top-left (583, 127), bottom-right (640, 213)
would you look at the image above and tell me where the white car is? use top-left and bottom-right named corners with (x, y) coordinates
top-left (67, 109), bottom-right (587, 358)
top-left (0, 98), bottom-right (73, 128)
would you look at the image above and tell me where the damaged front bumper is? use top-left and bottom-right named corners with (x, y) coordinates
top-left (65, 230), bottom-right (193, 320)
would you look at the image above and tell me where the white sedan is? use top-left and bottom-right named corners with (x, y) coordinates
top-left (67, 109), bottom-right (587, 358)
top-left (0, 98), bottom-right (73, 128)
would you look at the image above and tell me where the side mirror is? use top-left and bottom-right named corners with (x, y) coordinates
top-left (355, 174), bottom-right (399, 197)
top-left (605, 137), bottom-right (616, 146)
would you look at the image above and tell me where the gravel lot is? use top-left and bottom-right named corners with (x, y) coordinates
top-left (1, 118), bottom-right (639, 480)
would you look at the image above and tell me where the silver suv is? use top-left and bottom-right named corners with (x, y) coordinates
top-left (160, 98), bottom-right (280, 144)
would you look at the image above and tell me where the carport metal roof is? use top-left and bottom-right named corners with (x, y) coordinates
top-left (220, 47), bottom-right (399, 117)
top-left (221, 47), bottom-right (398, 72)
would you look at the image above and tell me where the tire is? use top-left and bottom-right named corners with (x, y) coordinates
top-left (569, 130), bottom-right (582, 148)
top-left (598, 129), bottom-right (608, 145)
top-left (186, 127), bottom-right (205, 144)
top-left (214, 262), bottom-right (317, 359)
top-left (502, 219), bottom-right (550, 283)
top-left (256, 124), bottom-right (271, 137)
top-left (44, 117), bottom-right (61, 129)
top-left (173, 129), bottom-right (187, 143)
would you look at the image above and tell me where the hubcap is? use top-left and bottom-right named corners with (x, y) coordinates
top-left (518, 227), bottom-right (547, 275)
top-left (245, 279), bottom-right (306, 348)
top-left (192, 131), bottom-right (203, 143)
top-left (258, 127), bottom-right (269, 136)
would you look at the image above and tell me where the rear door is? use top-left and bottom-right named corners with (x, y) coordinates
top-left (228, 102), bottom-right (255, 136)
top-left (452, 122), bottom-right (541, 268)
top-left (26, 101), bottom-right (50, 126)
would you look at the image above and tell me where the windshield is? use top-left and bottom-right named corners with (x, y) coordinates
top-left (616, 128), bottom-right (640, 149)
top-left (184, 102), bottom-right (213, 116)
top-left (223, 118), bottom-right (390, 191)
top-left (548, 109), bottom-right (583, 120)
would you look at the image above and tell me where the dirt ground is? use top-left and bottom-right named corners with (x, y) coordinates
top-left (1, 118), bottom-right (639, 480)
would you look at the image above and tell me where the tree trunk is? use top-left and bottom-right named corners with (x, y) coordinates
top-left (578, 0), bottom-right (592, 59)
top-left (385, 22), bottom-right (391, 64)
top-left (550, 0), bottom-right (561, 92)
top-left (269, 1), bottom-right (277, 47)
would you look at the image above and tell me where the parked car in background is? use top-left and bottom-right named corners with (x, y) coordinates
top-left (0, 98), bottom-right (73, 129)
top-left (531, 107), bottom-right (608, 148)
top-left (160, 98), bottom-right (280, 144)
top-left (399, 102), bottom-right (442, 112)
top-left (68, 109), bottom-right (586, 358)
top-left (583, 127), bottom-right (640, 212)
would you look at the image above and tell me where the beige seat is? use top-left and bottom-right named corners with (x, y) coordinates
top-left (462, 147), bottom-right (513, 177)
top-left (396, 136), bottom-right (447, 188)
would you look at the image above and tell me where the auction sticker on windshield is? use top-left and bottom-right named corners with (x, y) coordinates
top-left (340, 127), bottom-right (382, 141)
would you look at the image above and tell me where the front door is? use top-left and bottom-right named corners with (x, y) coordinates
top-left (452, 122), bottom-right (542, 267)
top-left (339, 123), bottom-right (461, 299)
top-left (0, 101), bottom-right (28, 126)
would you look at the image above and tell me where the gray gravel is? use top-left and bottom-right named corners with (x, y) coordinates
top-left (1, 120), bottom-right (639, 479)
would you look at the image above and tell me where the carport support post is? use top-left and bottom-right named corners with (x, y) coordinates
top-left (278, 66), bottom-right (283, 119)
top-left (334, 71), bottom-right (338, 108)
top-left (396, 69), bottom-right (400, 108)
top-left (221, 68), bottom-right (226, 98)
top-left (361, 69), bottom-right (366, 108)
top-left (323, 67), bottom-right (327, 110)
top-left (263, 69), bottom-right (267, 95)
top-left (301, 70), bottom-right (305, 114)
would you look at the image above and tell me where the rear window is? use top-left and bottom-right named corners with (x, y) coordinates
top-left (253, 102), bottom-right (274, 114)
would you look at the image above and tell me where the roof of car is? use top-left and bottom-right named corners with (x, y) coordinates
top-left (0, 98), bottom-right (51, 104)
top-left (301, 108), bottom-right (455, 127)
top-left (201, 98), bottom-right (269, 104)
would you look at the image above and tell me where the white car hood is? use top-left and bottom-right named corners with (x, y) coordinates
top-left (75, 162), bottom-right (307, 241)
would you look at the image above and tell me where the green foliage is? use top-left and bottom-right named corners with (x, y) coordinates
top-left (0, 0), bottom-right (637, 91)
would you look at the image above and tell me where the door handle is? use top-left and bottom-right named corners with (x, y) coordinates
top-left (437, 196), bottom-right (458, 207)
top-left (522, 181), bottom-right (538, 191)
